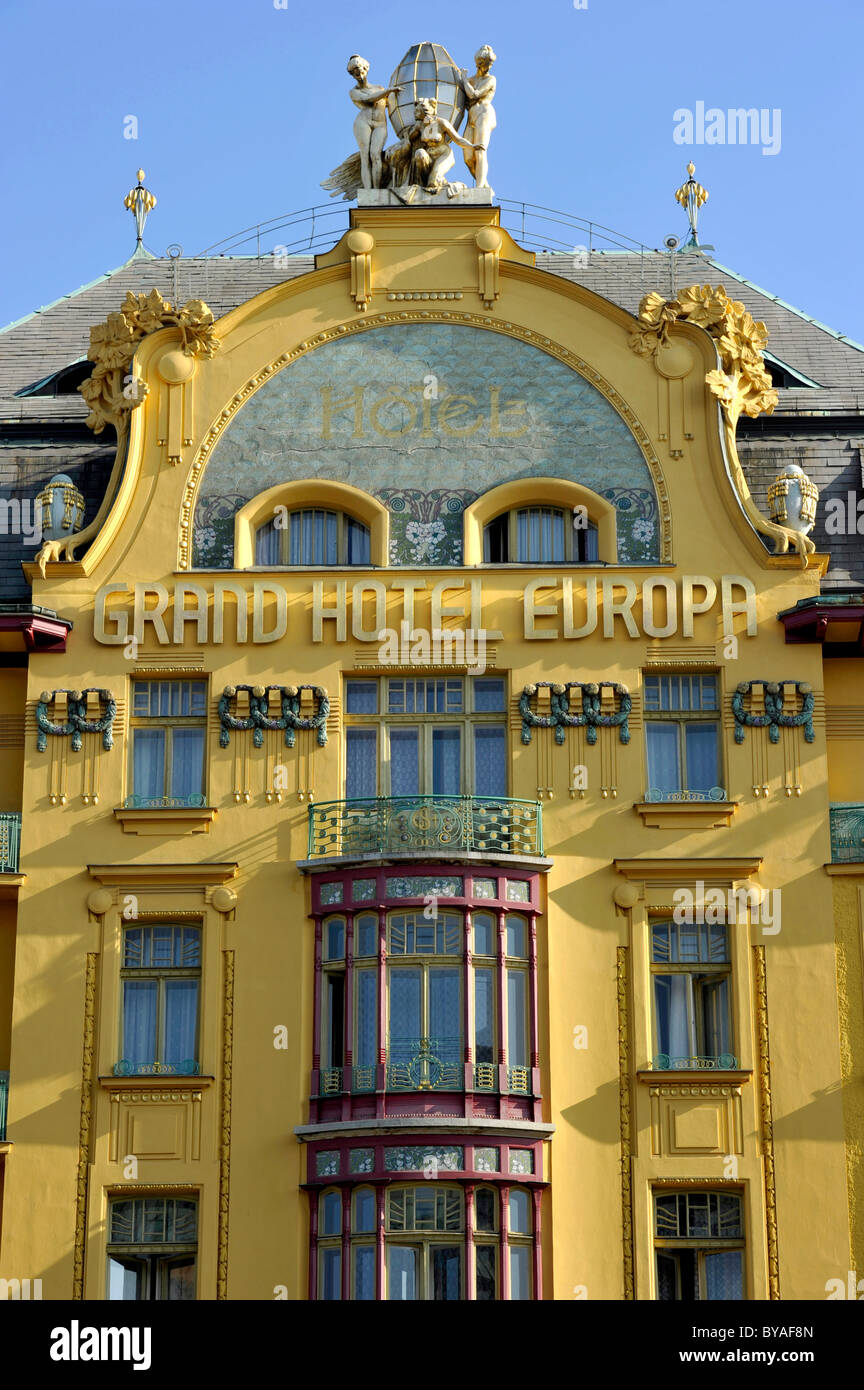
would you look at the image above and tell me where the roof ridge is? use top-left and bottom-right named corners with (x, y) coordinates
top-left (705, 258), bottom-right (864, 356)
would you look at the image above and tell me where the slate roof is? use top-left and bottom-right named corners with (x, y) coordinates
top-left (1, 240), bottom-right (862, 600)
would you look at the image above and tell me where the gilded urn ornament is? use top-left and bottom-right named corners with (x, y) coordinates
top-left (768, 463), bottom-right (819, 535)
top-left (322, 40), bottom-right (496, 203)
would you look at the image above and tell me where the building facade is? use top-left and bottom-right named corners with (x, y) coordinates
top-left (0, 192), bottom-right (862, 1301)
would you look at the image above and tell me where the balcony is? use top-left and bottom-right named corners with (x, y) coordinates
top-left (830, 803), bottom-right (864, 864)
top-left (306, 795), bottom-right (544, 863)
top-left (0, 814), bottom-right (21, 874)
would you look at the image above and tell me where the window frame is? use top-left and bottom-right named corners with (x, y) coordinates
top-left (643, 672), bottom-right (722, 798)
top-left (344, 676), bottom-right (509, 799)
top-left (255, 507), bottom-right (371, 567)
top-left (649, 918), bottom-right (734, 1069)
top-left (128, 679), bottom-right (208, 807)
top-left (653, 1188), bottom-right (746, 1301)
top-left (482, 505), bottom-right (599, 564)
top-left (105, 1195), bottom-right (198, 1301)
top-left (118, 923), bottom-right (202, 1076)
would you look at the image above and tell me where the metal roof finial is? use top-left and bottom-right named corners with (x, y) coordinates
top-left (124, 170), bottom-right (156, 254)
top-left (674, 161), bottom-right (710, 250)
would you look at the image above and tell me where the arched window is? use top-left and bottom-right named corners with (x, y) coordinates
top-left (255, 507), bottom-right (370, 566)
top-left (483, 505), bottom-right (598, 563)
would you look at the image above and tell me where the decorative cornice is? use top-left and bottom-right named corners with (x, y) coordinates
top-left (633, 801), bottom-right (737, 829)
top-left (294, 1117), bottom-right (556, 1142)
top-left (88, 862), bottom-right (237, 887)
top-left (614, 857), bottom-right (762, 882)
top-left (99, 1075), bottom-right (213, 1096)
top-left (112, 805), bottom-right (217, 836)
top-left (637, 1070), bottom-right (752, 1088)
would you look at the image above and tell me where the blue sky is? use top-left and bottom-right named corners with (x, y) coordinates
top-left (2, 0), bottom-right (862, 339)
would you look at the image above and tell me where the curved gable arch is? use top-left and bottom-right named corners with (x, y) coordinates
top-left (181, 313), bottom-right (671, 570)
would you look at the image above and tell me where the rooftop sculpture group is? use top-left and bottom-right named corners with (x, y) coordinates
top-left (323, 41), bottom-right (497, 204)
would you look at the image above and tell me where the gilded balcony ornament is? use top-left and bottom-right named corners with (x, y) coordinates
top-left (629, 283), bottom-right (815, 564)
top-left (35, 290), bottom-right (219, 572)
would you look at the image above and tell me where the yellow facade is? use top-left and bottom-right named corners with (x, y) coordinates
top-left (0, 204), bottom-right (857, 1300)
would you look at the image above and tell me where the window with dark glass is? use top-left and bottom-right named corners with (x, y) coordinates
top-left (644, 674), bottom-right (720, 798)
top-left (654, 1191), bottom-right (744, 1300)
top-left (314, 1181), bottom-right (533, 1301)
top-left (255, 509), bottom-right (370, 566)
top-left (483, 507), bottom-right (599, 563)
top-left (386, 1186), bottom-right (464, 1301)
top-left (119, 925), bottom-right (201, 1075)
top-left (107, 1197), bottom-right (197, 1300)
top-left (130, 680), bottom-right (207, 807)
top-left (651, 920), bottom-right (733, 1069)
top-left (344, 676), bottom-right (507, 799)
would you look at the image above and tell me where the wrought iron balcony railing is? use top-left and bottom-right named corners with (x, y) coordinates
top-left (653, 1053), bottom-right (738, 1071)
top-left (644, 788), bottom-right (727, 803)
top-left (830, 803), bottom-right (864, 863)
top-left (113, 1059), bottom-right (200, 1077)
top-left (0, 813), bottom-right (21, 874)
top-left (0, 1072), bottom-right (8, 1140)
top-left (307, 795), bottom-right (543, 860)
top-left (319, 1051), bottom-right (534, 1097)
top-left (123, 794), bottom-right (207, 810)
top-left (388, 1037), bottom-right (462, 1092)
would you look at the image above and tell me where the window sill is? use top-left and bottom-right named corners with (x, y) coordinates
top-left (113, 806), bottom-right (217, 836)
top-left (633, 801), bottom-right (738, 829)
top-left (637, 1069), bottom-right (752, 1086)
top-left (99, 1073), bottom-right (214, 1093)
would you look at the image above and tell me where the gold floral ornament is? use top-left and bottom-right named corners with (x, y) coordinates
top-left (630, 284), bottom-right (814, 563)
top-left (35, 289), bottom-right (219, 572)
